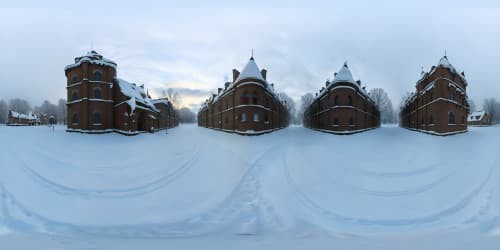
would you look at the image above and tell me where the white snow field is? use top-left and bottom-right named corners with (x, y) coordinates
top-left (1, 124), bottom-right (500, 249)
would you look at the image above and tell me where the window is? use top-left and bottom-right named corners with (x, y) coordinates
top-left (94, 88), bottom-right (102, 99)
top-left (253, 113), bottom-right (259, 122)
top-left (71, 75), bottom-right (78, 84)
top-left (242, 91), bottom-right (249, 104)
top-left (93, 111), bottom-right (102, 124)
top-left (449, 90), bottom-right (455, 101)
top-left (334, 96), bottom-right (339, 106)
top-left (264, 114), bottom-right (269, 123)
top-left (93, 71), bottom-right (102, 81)
top-left (71, 91), bottom-right (78, 101)
top-left (448, 111), bottom-right (455, 124)
top-left (348, 96), bottom-right (353, 106)
top-left (429, 114), bottom-right (434, 124)
top-left (71, 113), bottom-right (78, 124)
top-left (241, 112), bottom-right (247, 122)
top-left (349, 117), bottom-right (353, 126)
top-left (252, 91), bottom-right (258, 104)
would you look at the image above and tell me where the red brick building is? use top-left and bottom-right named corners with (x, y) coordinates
top-left (197, 56), bottom-right (289, 135)
top-left (303, 62), bottom-right (380, 134)
top-left (468, 111), bottom-right (491, 126)
top-left (65, 51), bottom-right (178, 135)
top-left (400, 56), bottom-right (470, 135)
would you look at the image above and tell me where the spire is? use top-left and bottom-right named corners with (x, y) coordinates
top-left (250, 48), bottom-right (254, 60)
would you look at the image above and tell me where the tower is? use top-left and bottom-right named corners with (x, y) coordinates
top-left (65, 50), bottom-right (117, 133)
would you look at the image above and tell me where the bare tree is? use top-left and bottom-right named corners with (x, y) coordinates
top-left (468, 99), bottom-right (476, 113)
top-left (0, 99), bottom-right (8, 123)
top-left (161, 88), bottom-right (181, 109)
top-left (178, 107), bottom-right (196, 123)
top-left (9, 98), bottom-right (31, 114)
top-left (297, 93), bottom-right (314, 125)
top-left (57, 99), bottom-right (67, 124)
top-left (483, 98), bottom-right (500, 124)
top-left (278, 92), bottom-right (297, 124)
top-left (369, 88), bottom-right (395, 124)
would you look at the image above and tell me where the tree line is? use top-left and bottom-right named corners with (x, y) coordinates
top-left (0, 98), bottom-right (67, 124)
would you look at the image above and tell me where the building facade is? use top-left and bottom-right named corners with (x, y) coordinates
top-left (468, 111), bottom-right (490, 126)
top-left (197, 56), bottom-right (289, 135)
top-left (400, 56), bottom-right (470, 135)
top-left (65, 51), bottom-right (178, 135)
top-left (303, 62), bottom-right (380, 134)
top-left (7, 111), bottom-right (42, 126)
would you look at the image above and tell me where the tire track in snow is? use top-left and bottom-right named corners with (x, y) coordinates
top-left (8, 146), bottom-right (201, 199)
top-left (282, 144), bottom-right (496, 229)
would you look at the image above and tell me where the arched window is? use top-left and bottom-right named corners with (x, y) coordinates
top-left (429, 114), bottom-right (434, 124)
top-left (348, 96), bottom-right (353, 106)
top-left (93, 71), bottom-right (102, 81)
top-left (71, 113), bottom-right (79, 124)
top-left (93, 111), bottom-right (102, 124)
top-left (253, 113), bottom-right (259, 122)
top-left (242, 91), bottom-right (249, 104)
top-left (349, 117), bottom-right (353, 126)
top-left (449, 90), bottom-right (455, 101)
top-left (264, 114), bottom-right (269, 123)
top-left (252, 91), bottom-right (258, 104)
top-left (71, 91), bottom-right (78, 101)
top-left (334, 96), bottom-right (339, 106)
top-left (71, 75), bottom-right (78, 84)
top-left (241, 112), bottom-right (247, 122)
top-left (94, 88), bottom-right (102, 99)
top-left (448, 111), bottom-right (455, 124)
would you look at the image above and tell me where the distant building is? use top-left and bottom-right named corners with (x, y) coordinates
top-left (400, 56), bottom-right (470, 135)
top-left (303, 62), bottom-right (380, 134)
top-left (197, 56), bottom-right (289, 135)
top-left (65, 50), bottom-right (178, 135)
top-left (468, 111), bottom-right (491, 126)
top-left (7, 111), bottom-right (41, 126)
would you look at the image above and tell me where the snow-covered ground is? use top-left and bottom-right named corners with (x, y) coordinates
top-left (1, 124), bottom-right (500, 249)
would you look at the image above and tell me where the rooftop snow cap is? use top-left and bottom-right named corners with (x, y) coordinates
top-left (437, 55), bottom-right (456, 71)
top-left (331, 61), bottom-right (356, 84)
top-left (65, 50), bottom-right (117, 71)
top-left (236, 57), bottom-right (265, 82)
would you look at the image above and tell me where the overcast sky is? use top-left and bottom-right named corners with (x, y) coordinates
top-left (1, 0), bottom-right (499, 111)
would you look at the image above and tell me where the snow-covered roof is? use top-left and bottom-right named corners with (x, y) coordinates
top-left (468, 111), bottom-right (486, 122)
top-left (330, 62), bottom-right (356, 85)
top-left (10, 111), bottom-right (39, 121)
top-left (313, 61), bottom-right (373, 103)
top-left (65, 50), bottom-right (117, 71)
top-left (416, 56), bottom-right (468, 86)
top-left (116, 78), bottom-right (158, 113)
top-left (236, 57), bottom-right (265, 82)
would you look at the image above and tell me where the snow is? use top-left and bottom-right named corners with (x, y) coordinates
top-left (331, 61), bottom-right (356, 85)
top-left (116, 78), bottom-right (158, 112)
top-left (1, 124), bottom-right (500, 249)
top-left (64, 50), bottom-right (117, 71)
top-left (9, 111), bottom-right (38, 121)
top-left (236, 57), bottom-right (265, 82)
top-left (468, 111), bottom-right (486, 122)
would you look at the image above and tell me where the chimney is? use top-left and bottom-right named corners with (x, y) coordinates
top-left (261, 69), bottom-right (267, 80)
top-left (140, 84), bottom-right (144, 89)
top-left (326, 81), bottom-right (330, 87)
top-left (218, 88), bottom-right (223, 94)
top-left (224, 82), bottom-right (230, 89)
top-left (232, 69), bottom-right (240, 82)
top-left (334, 72), bottom-right (337, 77)
top-left (356, 80), bottom-right (361, 85)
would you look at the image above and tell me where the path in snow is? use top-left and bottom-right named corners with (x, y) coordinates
top-left (0, 124), bottom-right (499, 237)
